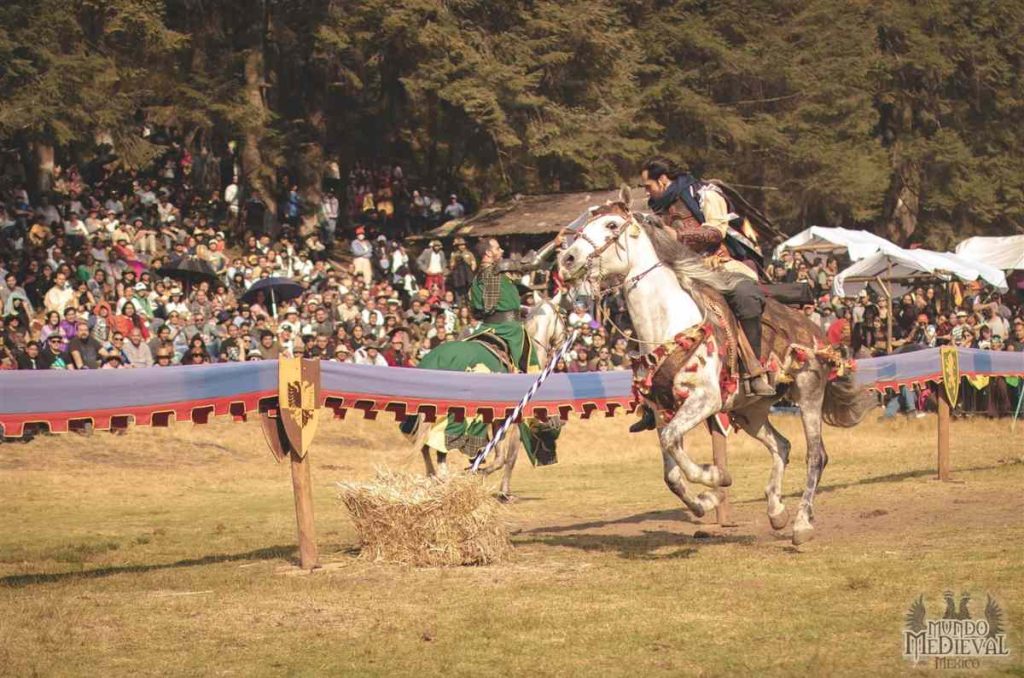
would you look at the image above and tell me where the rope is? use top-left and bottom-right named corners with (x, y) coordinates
top-left (470, 328), bottom-right (579, 472)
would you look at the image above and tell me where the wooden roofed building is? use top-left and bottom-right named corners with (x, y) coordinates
top-left (411, 189), bottom-right (647, 246)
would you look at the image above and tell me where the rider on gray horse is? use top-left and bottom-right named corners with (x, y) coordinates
top-left (629, 158), bottom-right (775, 432)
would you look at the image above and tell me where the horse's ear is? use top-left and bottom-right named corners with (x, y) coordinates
top-left (619, 184), bottom-right (632, 208)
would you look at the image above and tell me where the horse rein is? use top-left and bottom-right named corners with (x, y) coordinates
top-left (568, 207), bottom-right (670, 349)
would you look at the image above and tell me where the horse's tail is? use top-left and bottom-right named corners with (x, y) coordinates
top-left (821, 374), bottom-right (876, 428)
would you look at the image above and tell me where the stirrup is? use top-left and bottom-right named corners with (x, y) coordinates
top-left (746, 374), bottom-right (776, 397)
top-left (629, 406), bottom-right (657, 432)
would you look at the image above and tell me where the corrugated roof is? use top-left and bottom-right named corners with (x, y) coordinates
top-left (412, 189), bottom-right (648, 240)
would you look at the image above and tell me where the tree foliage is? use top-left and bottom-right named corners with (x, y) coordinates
top-left (1, 0), bottom-right (1021, 244)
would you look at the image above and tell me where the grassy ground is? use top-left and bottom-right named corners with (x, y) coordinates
top-left (0, 412), bottom-right (1022, 677)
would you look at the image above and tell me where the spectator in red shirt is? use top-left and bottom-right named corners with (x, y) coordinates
top-left (382, 336), bottom-right (414, 367)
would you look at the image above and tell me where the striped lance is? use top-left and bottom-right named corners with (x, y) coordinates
top-left (470, 329), bottom-right (579, 472)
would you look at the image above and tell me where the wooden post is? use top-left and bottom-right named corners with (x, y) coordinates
top-left (711, 429), bottom-right (736, 526)
top-left (937, 389), bottom-right (951, 482)
top-left (290, 450), bottom-right (320, 569)
top-left (261, 413), bottom-right (321, 569)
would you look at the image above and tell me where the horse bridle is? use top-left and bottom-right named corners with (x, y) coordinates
top-left (569, 206), bottom-right (667, 348)
top-left (571, 207), bottom-right (663, 292)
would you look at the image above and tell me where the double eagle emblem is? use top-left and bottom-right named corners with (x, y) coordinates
top-left (903, 591), bottom-right (1009, 665)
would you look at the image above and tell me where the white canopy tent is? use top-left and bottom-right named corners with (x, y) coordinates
top-left (833, 249), bottom-right (1009, 353)
top-left (833, 248), bottom-right (1009, 298)
top-left (773, 226), bottom-right (902, 262)
top-left (955, 235), bottom-right (1024, 271)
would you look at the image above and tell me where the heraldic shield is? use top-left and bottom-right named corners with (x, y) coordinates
top-left (277, 357), bottom-right (321, 459)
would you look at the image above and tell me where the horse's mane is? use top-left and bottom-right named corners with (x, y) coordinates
top-left (636, 212), bottom-right (747, 293)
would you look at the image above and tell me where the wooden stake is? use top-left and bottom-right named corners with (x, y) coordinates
top-left (712, 428), bottom-right (736, 526)
top-left (290, 449), bottom-right (320, 569)
top-left (937, 389), bottom-right (951, 482)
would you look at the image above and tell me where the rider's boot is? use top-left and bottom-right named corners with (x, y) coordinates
top-left (629, 405), bottom-right (657, 432)
top-left (739, 317), bottom-right (775, 397)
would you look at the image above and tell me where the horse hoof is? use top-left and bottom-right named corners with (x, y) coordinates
top-left (768, 508), bottom-right (790, 530)
top-left (497, 493), bottom-right (517, 504)
top-left (792, 526), bottom-right (815, 546)
top-left (690, 504), bottom-right (705, 519)
top-left (717, 469), bottom-right (733, 488)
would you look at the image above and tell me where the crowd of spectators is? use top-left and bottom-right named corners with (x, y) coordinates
top-left (0, 133), bottom-right (626, 382)
top-left (0, 134), bottom-right (1021, 419)
top-left (763, 251), bottom-right (1024, 417)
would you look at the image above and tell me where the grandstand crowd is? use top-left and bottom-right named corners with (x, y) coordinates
top-left (1, 133), bottom-right (1022, 417)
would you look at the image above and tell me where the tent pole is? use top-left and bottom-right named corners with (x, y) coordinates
top-left (886, 259), bottom-right (893, 354)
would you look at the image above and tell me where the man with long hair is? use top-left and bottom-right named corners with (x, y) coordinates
top-left (641, 157), bottom-right (775, 398)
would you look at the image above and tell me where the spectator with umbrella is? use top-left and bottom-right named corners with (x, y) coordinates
top-left (157, 255), bottom-right (220, 295)
top-left (240, 277), bottom-right (303, 318)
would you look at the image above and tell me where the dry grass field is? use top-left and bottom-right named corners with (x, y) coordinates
top-left (1, 411), bottom-right (1022, 676)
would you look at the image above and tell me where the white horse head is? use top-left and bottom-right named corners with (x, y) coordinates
top-left (558, 200), bottom-right (647, 284)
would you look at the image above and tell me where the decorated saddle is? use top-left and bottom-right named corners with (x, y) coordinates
top-left (631, 284), bottom-right (853, 428)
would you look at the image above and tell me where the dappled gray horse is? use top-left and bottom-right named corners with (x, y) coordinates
top-left (558, 192), bottom-right (874, 544)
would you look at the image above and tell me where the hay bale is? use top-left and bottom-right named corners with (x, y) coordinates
top-left (337, 470), bottom-right (513, 567)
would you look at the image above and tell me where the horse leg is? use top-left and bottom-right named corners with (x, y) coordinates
top-left (751, 420), bottom-right (792, 530)
top-left (792, 366), bottom-right (829, 546)
top-left (662, 449), bottom-right (714, 518)
top-left (659, 369), bottom-right (730, 489)
top-left (498, 425), bottom-right (521, 502)
top-left (436, 451), bottom-right (449, 477)
top-left (421, 445), bottom-right (437, 477)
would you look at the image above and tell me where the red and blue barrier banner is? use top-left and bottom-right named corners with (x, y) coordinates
top-left (1, 349), bottom-right (1022, 437)
top-left (853, 348), bottom-right (1024, 393)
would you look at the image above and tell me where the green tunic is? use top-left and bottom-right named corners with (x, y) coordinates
top-left (468, 263), bottom-right (537, 372)
top-left (402, 261), bottom-right (543, 462)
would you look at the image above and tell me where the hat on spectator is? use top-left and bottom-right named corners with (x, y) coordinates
top-left (1013, 317), bottom-right (1024, 326)
top-left (283, 306), bottom-right (298, 315)
top-left (453, 236), bottom-right (467, 246)
top-left (300, 324), bottom-right (314, 337)
top-left (334, 344), bottom-right (350, 355)
top-left (430, 239), bottom-right (441, 247)
top-left (155, 347), bottom-right (173, 359)
top-left (957, 310), bottom-right (968, 317)
top-left (134, 282), bottom-right (148, 291)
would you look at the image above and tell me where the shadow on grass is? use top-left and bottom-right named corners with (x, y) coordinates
top-left (518, 529), bottom-right (754, 560)
top-left (0, 544), bottom-right (296, 588)
top-left (734, 463), bottom-right (1001, 505)
top-left (523, 508), bottom-right (700, 536)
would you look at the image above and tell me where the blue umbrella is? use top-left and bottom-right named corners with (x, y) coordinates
top-left (241, 277), bottom-right (304, 317)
